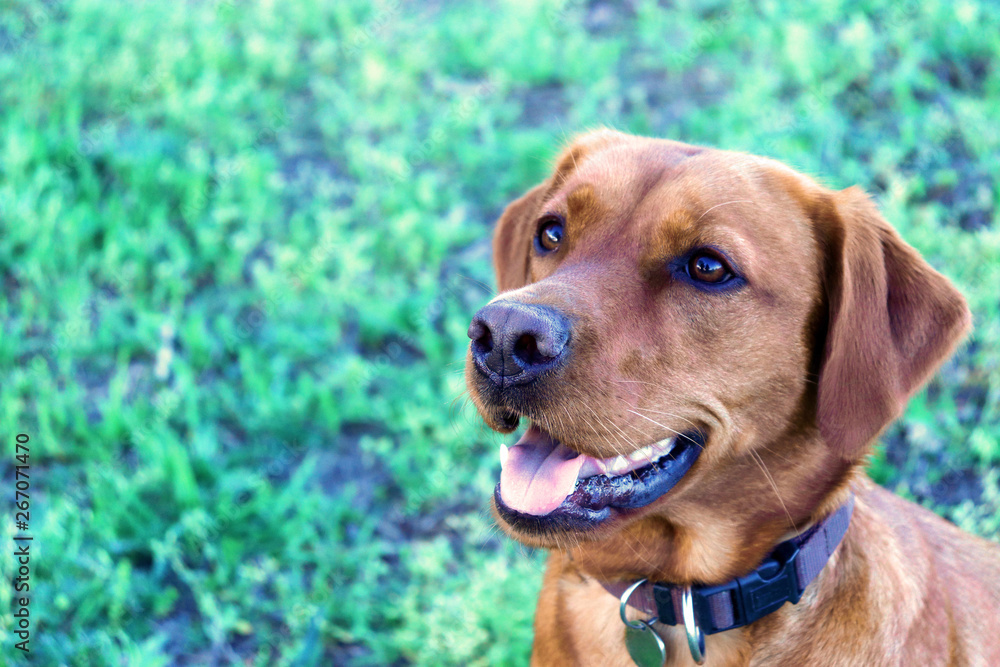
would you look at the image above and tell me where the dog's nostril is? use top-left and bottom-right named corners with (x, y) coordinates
top-left (468, 319), bottom-right (494, 355)
top-left (475, 328), bottom-right (494, 353)
top-left (515, 333), bottom-right (537, 358)
top-left (514, 333), bottom-right (552, 366)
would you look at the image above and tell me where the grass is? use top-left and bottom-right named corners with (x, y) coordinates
top-left (0, 0), bottom-right (998, 664)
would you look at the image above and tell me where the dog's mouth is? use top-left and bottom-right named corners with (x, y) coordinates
top-left (494, 423), bottom-right (702, 532)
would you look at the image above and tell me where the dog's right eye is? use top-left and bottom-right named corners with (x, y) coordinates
top-left (686, 250), bottom-right (735, 285)
top-left (535, 216), bottom-right (564, 253)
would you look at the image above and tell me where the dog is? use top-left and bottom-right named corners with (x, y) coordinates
top-left (464, 130), bottom-right (1000, 666)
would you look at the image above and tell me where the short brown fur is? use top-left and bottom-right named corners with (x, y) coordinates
top-left (466, 130), bottom-right (1000, 666)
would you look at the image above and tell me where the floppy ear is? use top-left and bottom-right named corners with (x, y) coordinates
top-left (816, 187), bottom-right (971, 461)
top-left (493, 184), bottom-right (547, 293)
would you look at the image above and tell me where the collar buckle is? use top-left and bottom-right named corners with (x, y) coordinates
top-left (728, 540), bottom-right (803, 626)
top-left (642, 496), bottom-right (853, 637)
top-left (653, 540), bottom-right (803, 634)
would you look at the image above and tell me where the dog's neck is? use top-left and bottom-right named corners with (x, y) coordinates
top-left (591, 495), bottom-right (855, 634)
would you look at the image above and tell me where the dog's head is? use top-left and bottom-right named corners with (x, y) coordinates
top-left (466, 130), bottom-right (970, 581)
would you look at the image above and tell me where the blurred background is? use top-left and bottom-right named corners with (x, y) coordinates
top-left (0, 0), bottom-right (998, 664)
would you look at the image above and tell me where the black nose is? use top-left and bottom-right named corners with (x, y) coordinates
top-left (467, 301), bottom-right (570, 386)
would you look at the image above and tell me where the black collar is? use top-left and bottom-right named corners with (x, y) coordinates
top-left (601, 495), bottom-right (855, 635)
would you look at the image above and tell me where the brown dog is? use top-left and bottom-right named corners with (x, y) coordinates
top-left (465, 130), bottom-right (1000, 666)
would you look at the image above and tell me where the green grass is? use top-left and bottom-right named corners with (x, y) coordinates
top-left (0, 0), bottom-right (998, 664)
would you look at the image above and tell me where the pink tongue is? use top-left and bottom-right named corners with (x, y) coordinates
top-left (500, 426), bottom-right (588, 516)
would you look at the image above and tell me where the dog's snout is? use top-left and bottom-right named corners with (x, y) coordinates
top-left (468, 301), bottom-right (570, 384)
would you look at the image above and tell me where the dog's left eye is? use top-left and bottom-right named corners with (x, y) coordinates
top-left (536, 216), bottom-right (564, 253)
top-left (687, 251), bottom-right (733, 284)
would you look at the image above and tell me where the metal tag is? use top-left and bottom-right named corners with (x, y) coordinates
top-left (625, 620), bottom-right (666, 667)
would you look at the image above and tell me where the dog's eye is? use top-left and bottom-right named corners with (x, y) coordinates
top-left (536, 216), bottom-right (564, 253)
top-left (687, 251), bottom-right (732, 284)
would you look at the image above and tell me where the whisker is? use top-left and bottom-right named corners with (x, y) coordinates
top-left (695, 199), bottom-right (755, 224)
top-left (452, 272), bottom-right (496, 298)
top-left (755, 442), bottom-right (795, 465)
top-left (610, 380), bottom-right (709, 431)
top-left (588, 385), bottom-right (645, 453)
top-left (566, 386), bottom-right (632, 456)
top-left (626, 409), bottom-right (703, 448)
top-left (622, 534), bottom-right (659, 570)
top-left (630, 405), bottom-right (701, 430)
top-left (593, 406), bottom-right (638, 455)
top-left (749, 449), bottom-right (795, 530)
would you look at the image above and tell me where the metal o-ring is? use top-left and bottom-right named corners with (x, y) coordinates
top-left (619, 578), bottom-right (650, 630)
top-left (681, 586), bottom-right (706, 665)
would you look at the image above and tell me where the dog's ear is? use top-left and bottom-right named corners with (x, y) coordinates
top-left (816, 187), bottom-right (971, 461)
top-left (493, 184), bottom-right (547, 292)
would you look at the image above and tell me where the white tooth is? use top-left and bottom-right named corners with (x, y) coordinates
top-left (499, 444), bottom-right (509, 469)
top-left (610, 455), bottom-right (630, 473)
top-left (629, 445), bottom-right (652, 463)
top-left (654, 437), bottom-right (675, 454)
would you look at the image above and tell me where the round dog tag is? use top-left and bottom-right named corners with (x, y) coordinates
top-left (625, 620), bottom-right (666, 667)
